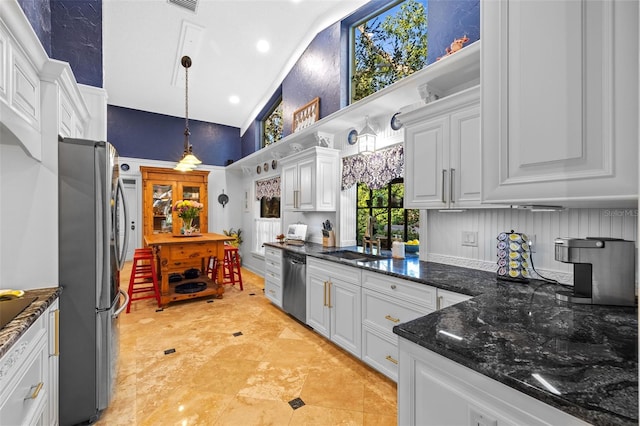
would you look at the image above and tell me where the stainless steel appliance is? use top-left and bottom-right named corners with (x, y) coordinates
top-left (58, 138), bottom-right (129, 425)
top-left (283, 251), bottom-right (307, 322)
top-left (554, 237), bottom-right (636, 306)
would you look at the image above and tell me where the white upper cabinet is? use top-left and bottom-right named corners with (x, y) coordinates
top-left (281, 146), bottom-right (339, 212)
top-left (402, 85), bottom-right (482, 209)
top-left (481, 0), bottom-right (638, 207)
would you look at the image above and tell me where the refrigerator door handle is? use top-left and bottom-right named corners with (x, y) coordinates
top-left (114, 176), bottom-right (129, 271)
top-left (113, 288), bottom-right (130, 318)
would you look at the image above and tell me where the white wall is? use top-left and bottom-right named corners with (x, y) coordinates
top-left (0, 126), bottom-right (58, 290)
top-left (118, 157), bottom-right (230, 249)
top-left (425, 207), bottom-right (638, 284)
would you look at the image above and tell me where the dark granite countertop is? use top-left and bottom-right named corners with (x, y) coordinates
top-left (0, 287), bottom-right (61, 359)
top-left (265, 242), bottom-right (638, 425)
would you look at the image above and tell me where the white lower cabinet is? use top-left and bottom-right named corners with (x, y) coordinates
top-left (361, 271), bottom-right (436, 381)
top-left (398, 338), bottom-right (589, 426)
top-left (264, 247), bottom-right (283, 307)
top-left (306, 258), bottom-right (362, 358)
top-left (0, 300), bottom-right (59, 425)
top-left (437, 288), bottom-right (472, 310)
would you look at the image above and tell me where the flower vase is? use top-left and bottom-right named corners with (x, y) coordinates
top-left (181, 217), bottom-right (194, 235)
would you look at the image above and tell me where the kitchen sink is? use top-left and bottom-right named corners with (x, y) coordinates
top-left (322, 250), bottom-right (388, 262)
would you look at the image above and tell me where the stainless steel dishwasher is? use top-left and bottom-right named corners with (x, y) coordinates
top-left (282, 251), bottom-right (307, 322)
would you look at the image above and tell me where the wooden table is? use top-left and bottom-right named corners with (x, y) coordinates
top-left (144, 233), bottom-right (233, 307)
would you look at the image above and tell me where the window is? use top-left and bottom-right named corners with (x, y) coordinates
top-left (356, 179), bottom-right (419, 249)
top-left (261, 97), bottom-right (283, 148)
top-left (350, 0), bottom-right (428, 103)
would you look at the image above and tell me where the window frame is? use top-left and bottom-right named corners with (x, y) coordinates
top-left (260, 94), bottom-right (283, 149)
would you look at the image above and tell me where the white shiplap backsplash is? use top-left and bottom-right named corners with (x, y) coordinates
top-left (424, 208), bottom-right (638, 285)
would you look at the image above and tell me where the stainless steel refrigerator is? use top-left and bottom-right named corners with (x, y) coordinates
top-left (58, 137), bottom-right (129, 425)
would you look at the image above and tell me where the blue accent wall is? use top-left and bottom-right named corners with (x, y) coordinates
top-left (17, 0), bottom-right (52, 55)
top-left (107, 105), bottom-right (241, 167)
top-left (426, 0), bottom-right (480, 65)
top-left (281, 22), bottom-right (343, 139)
top-left (50, 0), bottom-right (103, 87)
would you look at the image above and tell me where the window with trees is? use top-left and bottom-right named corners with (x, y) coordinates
top-left (261, 97), bottom-right (283, 148)
top-left (351, 0), bottom-right (428, 103)
top-left (356, 178), bottom-right (419, 249)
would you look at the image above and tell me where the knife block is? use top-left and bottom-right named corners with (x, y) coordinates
top-left (323, 231), bottom-right (335, 247)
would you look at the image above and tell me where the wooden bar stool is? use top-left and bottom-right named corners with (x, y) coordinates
top-left (126, 248), bottom-right (161, 313)
top-left (222, 246), bottom-right (243, 290)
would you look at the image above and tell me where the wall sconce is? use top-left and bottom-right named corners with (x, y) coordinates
top-left (358, 116), bottom-right (377, 155)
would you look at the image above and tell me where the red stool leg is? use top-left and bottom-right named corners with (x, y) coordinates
top-left (126, 251), bottom-right (161, 312)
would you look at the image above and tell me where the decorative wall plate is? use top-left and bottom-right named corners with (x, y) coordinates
top-left (271, 159), bottom-right (277, 170)
top-left (390, 112), bottom-right (403, 130)
top-left (256, 165), bottom-right (261, 174)
top-left (263, 162), bottom-right (269, 172)
top-left (347, 129), bottom-right (358, 145)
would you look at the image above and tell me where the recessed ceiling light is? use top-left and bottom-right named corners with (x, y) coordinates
top-left (229, 95), bottom-right (240, 104)
top-left (256, 39), bottom-right (270, 53)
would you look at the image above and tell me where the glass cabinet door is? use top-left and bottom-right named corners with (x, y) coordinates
top-left (152, 184), bottom-right (173, 233)
top-left (181, 185), bottom-right (202, 231)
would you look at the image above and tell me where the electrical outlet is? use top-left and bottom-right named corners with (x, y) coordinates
top-left (462, 231), bottom-right (478, 247)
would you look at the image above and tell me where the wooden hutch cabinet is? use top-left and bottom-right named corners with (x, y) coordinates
top-left (140, 166), bottom-right (209, 236)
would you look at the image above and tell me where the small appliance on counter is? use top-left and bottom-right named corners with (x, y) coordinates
top-left (496, 230), bottom-right (532, 282)
top-left (285, 223), bottom-right (307, 246)
top-left (554, 237), bottom-right (636, 306)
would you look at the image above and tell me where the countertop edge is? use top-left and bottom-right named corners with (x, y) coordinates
top-left (0, 287), bottom-right (61, 359)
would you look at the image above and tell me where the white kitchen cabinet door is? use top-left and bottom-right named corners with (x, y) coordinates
top-left (264, 247), bottom-right (283, 307)
top-left (329, 278), bottom-right (362, 358)
top-left (481, 0), bottom-right (638, 207)
top-left (280, 147), bottom-right (338, 212)
top-left (403, 85), bottom-right (482, 209)
top-left (281, 163), bottom-right (298, 211)
top-left (404, 115), bottom-right (448, 209)
top-left (306, 272), bottom-right (331, 339)
top-left (437, 288), bottom-right (472, 310)
top-left (449, 104), bottom-right (481, 207)
top-left (297, 158), bottom-right (315, 210)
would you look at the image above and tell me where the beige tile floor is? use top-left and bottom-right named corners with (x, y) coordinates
top-left (97, 262), bottom-right (397, 425)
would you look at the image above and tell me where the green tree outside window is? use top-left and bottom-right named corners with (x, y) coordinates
top-left (352, 0), bottom-right (428, 103)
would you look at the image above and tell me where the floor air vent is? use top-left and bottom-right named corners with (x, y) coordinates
top-left (168, 0), bottom-right (198, 13)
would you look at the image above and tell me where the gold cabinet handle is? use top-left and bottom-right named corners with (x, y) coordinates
top-left (25, 382), bottom-right (44, 400)
top-left (385, 314), bottom-right (400, 323)
top-left (437, 295), bottom-right (444, 310)
top-left (54, 309), bottom-right (60, 356)
top-left (385, 355), bottom-right (398, 365)
top-left (327, 281), bottom-right (332, 309)
top-left (323, 281), bottom-right (327, 306)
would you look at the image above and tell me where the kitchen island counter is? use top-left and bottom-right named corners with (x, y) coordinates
top-left (264, 242), bottom-right (638, 425)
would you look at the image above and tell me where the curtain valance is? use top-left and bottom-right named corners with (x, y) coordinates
top-left (341, 144), bottom-right (404, 190)
top-left (255, 176), bottom-right (280, 200)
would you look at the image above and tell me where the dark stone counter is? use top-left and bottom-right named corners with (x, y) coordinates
top-left (265, 242), bottom-right (638, 425)
top-left (0, 287), bottom-right (61, 359)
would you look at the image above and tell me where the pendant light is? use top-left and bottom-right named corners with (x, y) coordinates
top-left (174, 55), bottom-right (202, 171)
top-left (358, 116), bottom-right (377, 155)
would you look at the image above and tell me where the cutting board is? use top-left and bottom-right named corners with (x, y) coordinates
top-left (0, 297), bottom-right (38, 330)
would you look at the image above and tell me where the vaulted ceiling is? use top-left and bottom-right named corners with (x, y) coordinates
top-left (103, 0), bottom-right (368, 133)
